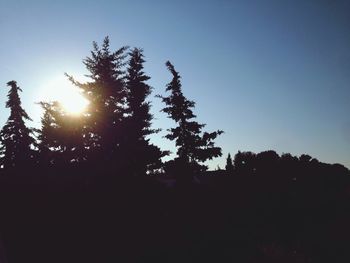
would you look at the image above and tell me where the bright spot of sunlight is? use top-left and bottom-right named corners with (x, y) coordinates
top-left (38, 75), bottom-right (89, 115)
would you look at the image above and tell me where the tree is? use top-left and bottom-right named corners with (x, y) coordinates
top-left (123, 48), bottom-right (164, 174)
top-left (37, 101), bottom-right (86, 166)
top-left (159, 61), bottom-right (223, 181)
top-left (233, 151), bottom-right (256, 174)
top-left (256, 150), bottom-right (279, 172)
top-left (36, 102), bottom-right (55, 167)
top-left (299, 154), bottom-right (312, 164)
top-left (66, 36), bottom-right (128, 165)
top-left (225, 153), bottom-right (234, 174)
top-left (0, 81), bottom-right (35, 170)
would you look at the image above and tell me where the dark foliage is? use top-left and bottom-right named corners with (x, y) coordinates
top-left (0, 151), bottom-right (349, 263)
top-left (0, 81), bottom-right (35, 169)
top-left (225, 153), bottom-right (234, 174)
top-left (158, 61), bottom-right (223, 181)
top-left (122, 48), bottom-right (165, 174)
top-left (37, 101), bottom-right (86, 167)
top-left (66, 36), bottom-right (129, 165)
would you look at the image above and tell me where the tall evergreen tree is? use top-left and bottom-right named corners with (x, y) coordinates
top-left (123, 48), bottom-right (164, 174)
top-left (225, 153), bottom-right (234, 174)
top-left (0, 81), bottom-right (35, 170)
top-left (159, 61), bottom-right (223, 180)
top-left (66, 36), bottom-right (128, 165)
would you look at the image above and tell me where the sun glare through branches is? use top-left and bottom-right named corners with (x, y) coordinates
top-left (39, 75), bottom-right (89, 115)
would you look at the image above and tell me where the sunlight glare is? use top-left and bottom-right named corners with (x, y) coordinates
top-left (39, 75), bottom-right (89, 115)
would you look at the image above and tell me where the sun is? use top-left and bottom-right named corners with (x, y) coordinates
top-left (59, 89), bottom-right (89, 115)
top-left (39, 75), bottom-right (89, 115)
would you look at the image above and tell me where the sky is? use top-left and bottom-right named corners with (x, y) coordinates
top-left (0, 0), bottom-right (349, 169)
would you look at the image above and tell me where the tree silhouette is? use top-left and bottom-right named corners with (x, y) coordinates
top-left (0, 81), bottom-right (35, 170)
top-left (233, 151), bottom-right (256, 174)
top-left (299, 154), bottom-right (312, 164)
top-left (123, 48), bottom-right (164, 174)
top-left (255, 150), bottom-right (280, 173)
top-left (67, 36), bottom-right (128, 165)
top-left (37, 101), bottom-right (86, 166)
top-left (225, 153), bottom-right (234, 174)
top-left (159, 61), bottom-right (223, 181)
top-left (37, 102), bottom-right (55, 167)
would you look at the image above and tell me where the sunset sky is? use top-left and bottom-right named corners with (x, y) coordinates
top-left (0, 0), bottom-right (349, 168)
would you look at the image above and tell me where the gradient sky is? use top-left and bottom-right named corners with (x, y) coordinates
top-left (0, 0), bottom-right (349, 169)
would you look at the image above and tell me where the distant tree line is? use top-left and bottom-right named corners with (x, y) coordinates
top-left (0, 37), bottom-right (222, 180)
top-left (224, 150), bottom-right (349, 180)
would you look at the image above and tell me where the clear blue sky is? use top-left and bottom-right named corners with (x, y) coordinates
top-left (0, 0), bottom-right (349, 169)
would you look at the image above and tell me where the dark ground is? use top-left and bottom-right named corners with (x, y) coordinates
top-left (0, 165), bottom-right (349, 263)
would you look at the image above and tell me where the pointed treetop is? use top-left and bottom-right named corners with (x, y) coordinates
top-left (1, 80), bottom-right (35, 169)
top-left (225, 153), bottom-right (234, 173)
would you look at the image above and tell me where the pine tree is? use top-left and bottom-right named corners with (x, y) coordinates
top-left (66, 36), bottom-right (128, 165)
top-left (159, 61), bottom-right (223, 181)
top-left (37, 101), bottom-right (86, 166)
top-left (123, 48), bottom-right (164, 174)
top-left (37, 102), bottom-right (54, 167)
top-left (225, 153), bottom-right (234, 174)
top-left (0, 81), bottom-right (35, 170)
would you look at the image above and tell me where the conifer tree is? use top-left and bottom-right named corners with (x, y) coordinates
top-left (37, 102), bottom-right (54, 167)
top-left (123, 48), bottom-right (164, 174)
top-left (0, 81), bottom-right (35, 169)
top-left (37, 101), bottom-right (85, 166)
top-left (225, 153), bottom-right (234, 174)
top-left (159, 61), bottom-right (223, 180)
top-left (66, 36), bottom-right (128, 165)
